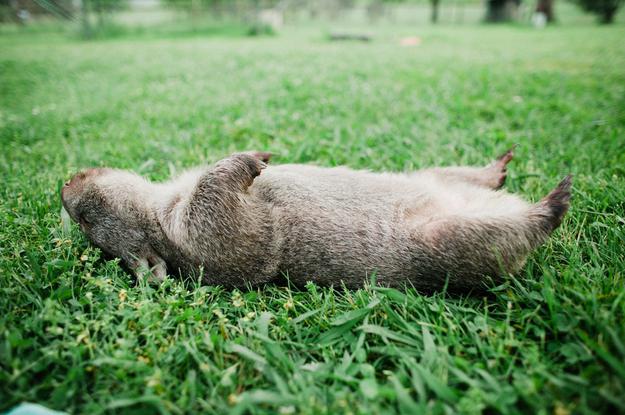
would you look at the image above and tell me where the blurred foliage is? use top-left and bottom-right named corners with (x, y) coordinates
top-left (0, 0), bottom-right (75, 22)
top-left (160, 0), bottom-right (272, 17)
top-left (572, 0), bottom-right (623, 23)
top-left (485, 0), bottom-right (522, 22)
top-left (0, 0), bottom-right (623, 41)
top-left (79, 0), bottom-right (127, 38)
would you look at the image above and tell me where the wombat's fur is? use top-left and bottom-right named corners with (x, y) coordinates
top-left (61, 149), bottom-right (571, 291)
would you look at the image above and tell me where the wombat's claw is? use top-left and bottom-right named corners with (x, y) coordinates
top-left (490, 145), bottom-right (516, 189)
top-left (245, 151), bottom-right (272, 163)
top-left (496, 144), bottom-right (516, 164)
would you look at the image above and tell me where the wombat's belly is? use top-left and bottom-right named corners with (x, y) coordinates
top-left (268, 203), bottom-right (423, 287)
top-left (252, 166), bottom-right (437, 287)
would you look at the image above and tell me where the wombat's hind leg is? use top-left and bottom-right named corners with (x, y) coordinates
top-left (534, 175), bottom-right (573, 232)
top-left (421, 175), bottom-right (572, 290)
top-left (420, 145), bottom-right (516, 189)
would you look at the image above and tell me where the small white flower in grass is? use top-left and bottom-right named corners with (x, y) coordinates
top-left (242, 311), bottom-right (256, 322)
top-left (554, 402), bottom-right (570, 415)
top-left (213, 308), bottom-right (229, 325)
top-left (231, 291), bottom-right (244, 308)
top-left (85, 292), bottom-right (93, 300)
top-left (77, 330), bottom-right (89, 344)
top-left (47, 326), bottom-right (63, 335)
top-left (147, 376), bottom-right (161, 388)
top-left (227, 393), bottom-right (239, 405)
top-left (301, 362), bottom-right (323, 372)
top-left (80, 254), bottom-right (88, 262)
top-left (191, 296), bottom-right (205, 306)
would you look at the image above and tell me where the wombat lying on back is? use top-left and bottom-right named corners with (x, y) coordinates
top-left (61, 149), bottom-right (571, 291)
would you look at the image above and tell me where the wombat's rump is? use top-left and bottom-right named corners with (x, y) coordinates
top-left (61, 150), bottom-right (571, 291)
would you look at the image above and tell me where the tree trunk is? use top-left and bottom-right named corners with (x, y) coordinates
top-left (431, 0), bottom-right (440, 23)
top-left (80, 0), bottom-right (92, 38)
top-left (600, 5), bottom-right (617, 24)
top-left (485, 0), bottom-right (519, 22)
top-left (367, 0), bottom-right (384, 23)
top-left (535, 0), bottom-right (555, 22)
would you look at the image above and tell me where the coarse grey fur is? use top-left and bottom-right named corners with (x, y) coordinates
top-left (60, 149), bottom-right (572, 292)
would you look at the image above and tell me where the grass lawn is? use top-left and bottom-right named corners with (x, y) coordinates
top-left (1, 19), bottom-right (624, 414)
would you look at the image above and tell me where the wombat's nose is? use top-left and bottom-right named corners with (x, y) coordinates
top-left (63, 176), bottom-right (79, 192)
top-left (61, 180), bottom-right (73, 206)
top-left (62, 168), bottom-right (110, 202)
top-left (61, 172), bottom-right (87, 204)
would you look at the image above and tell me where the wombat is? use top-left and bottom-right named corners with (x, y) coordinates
top-left (61, 149), bottom-right (571, 292)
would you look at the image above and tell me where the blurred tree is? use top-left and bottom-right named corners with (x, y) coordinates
top-left (80, 0), bottom-right (125, 38)
top-left (1, 0), bottom-right (74, 23)
top-left (535, 0), bottom-right (554, 22)
top-left (430, 0), bottom-right (439, 23)
top-left (366, 0), bottom-right (385, 22)
top-left (161, 0), bottom-right (285, 21)
top-left (485, 0), bottom-right (521, 22)
top-left (161, 0), bottom-right (222, 17)
top-left (572, 0), bottom-right (622, 23)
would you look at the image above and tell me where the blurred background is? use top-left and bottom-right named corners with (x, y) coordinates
top-left (0, 0), bottom-right (623, 39)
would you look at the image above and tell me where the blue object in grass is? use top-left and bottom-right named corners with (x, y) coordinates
top-left (4, 403), bottom-right (66, 415)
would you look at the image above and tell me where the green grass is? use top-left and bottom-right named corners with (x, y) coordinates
top-left (1, 21), bottom-right (625, 414)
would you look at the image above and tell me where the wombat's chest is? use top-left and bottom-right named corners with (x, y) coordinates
top-left (250, 166), bottom-right (432, 245)
top-left (252, 165), bottom-right (433, 214)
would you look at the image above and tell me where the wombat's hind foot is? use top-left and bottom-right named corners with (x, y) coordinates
top-left (537, 175), bottom-right (572, 231)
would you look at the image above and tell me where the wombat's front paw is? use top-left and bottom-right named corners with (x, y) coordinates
top-left (128, 255), bottom-right (167, 285)
top-left (230, 152), bottom-right (268, 187)
top-left (488, 145), bottom-right (516, 189)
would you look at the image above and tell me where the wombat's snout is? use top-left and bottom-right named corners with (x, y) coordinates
top-left (61, 170), bottom-right (88, 208)
top-left (61, 168), bottom-right (110, 209)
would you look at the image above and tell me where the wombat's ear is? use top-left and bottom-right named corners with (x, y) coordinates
top-left (245, 151), bottom-right (272, 163)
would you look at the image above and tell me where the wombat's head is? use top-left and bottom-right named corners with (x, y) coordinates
top-left (61, 168), bottom-right (163, 276)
